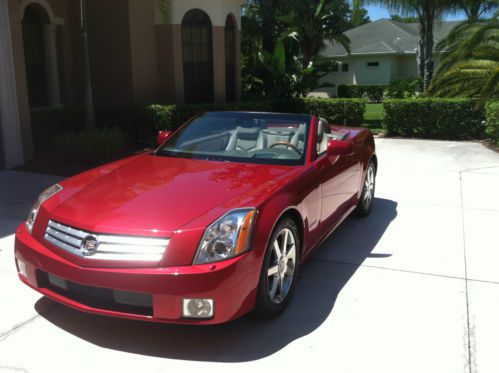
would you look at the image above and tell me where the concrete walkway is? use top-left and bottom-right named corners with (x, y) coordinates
top-left (0, 139), bottom-right (498, 373)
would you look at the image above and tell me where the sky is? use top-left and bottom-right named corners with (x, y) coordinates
top-left (365, 4), bottom-right (468, 21)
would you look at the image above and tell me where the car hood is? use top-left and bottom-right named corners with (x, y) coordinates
top-left (51, 154), bottom-right (297, 235)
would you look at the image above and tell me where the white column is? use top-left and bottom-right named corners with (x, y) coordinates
top-left (43, 23), bottom-right (62, 107)
top-left (0, 0), bottom-right (25, 168)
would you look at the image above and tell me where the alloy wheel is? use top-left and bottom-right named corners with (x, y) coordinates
top-left (267, 228), bottom-right (296, 304)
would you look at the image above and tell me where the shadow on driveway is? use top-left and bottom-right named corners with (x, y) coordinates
top-left (36, 198), bottom-right (397, 362)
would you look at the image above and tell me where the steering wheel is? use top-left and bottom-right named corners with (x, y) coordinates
top-left (268, 142), bottom-right (302, 155)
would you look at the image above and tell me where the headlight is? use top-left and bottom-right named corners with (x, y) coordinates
top-left (193, 208), bottom-right (256, 264)
top-left (26, 184), bottom-right (63, 234)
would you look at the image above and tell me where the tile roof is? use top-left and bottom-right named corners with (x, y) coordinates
top-left (323, 19), bottom-right (462, 57)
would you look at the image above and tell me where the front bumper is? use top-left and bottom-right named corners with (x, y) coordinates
top-left (14, 224), bottom-right (262, 324)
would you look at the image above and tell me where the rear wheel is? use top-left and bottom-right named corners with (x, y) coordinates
top-left (355, 161), bottom-right (376, 217)
top-left (255, 218), bottom-right (300, 318)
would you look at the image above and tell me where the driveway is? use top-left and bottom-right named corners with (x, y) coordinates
top-left (1, 139), bottom-right (498, 373)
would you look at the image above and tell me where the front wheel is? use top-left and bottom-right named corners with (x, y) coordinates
top-left (355, 161), bottom-right (376, 217)
top-left (255, 218), bottom-right (300, 318)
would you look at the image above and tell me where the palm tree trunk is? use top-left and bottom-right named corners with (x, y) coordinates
top-left (423, 16), bottom-right (434, 91)
top-left (465, 1), bottom-right (481, 21)
top-left (80, 0), bottom-right (95, 130)
top-left (260, 0), bottom-right (278, 54)
top-left (417, 31), bottom-right (425, 80)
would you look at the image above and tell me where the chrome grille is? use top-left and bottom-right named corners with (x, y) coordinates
top-left (44, 220), bottom-right (169, 261)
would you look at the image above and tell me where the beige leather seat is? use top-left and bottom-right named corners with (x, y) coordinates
top-left (317, 118), bottom-right (331, 155)
top-left (290, 124), bottom-right (306, 153)
top-left (226, 127), bottom-right (266, 151)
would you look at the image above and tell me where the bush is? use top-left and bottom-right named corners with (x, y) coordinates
top-left (54, 127), bottom-right (127, 164)
top-left (337, 79), bottom-right (423, 103)
top-left (31, 98), bottom-right (366, 154)
top-left (383, 99), bottom-right (486, 139)
top-left (337, 84), bottom-right (387, 103)
top-left (384, 78), bottom-right (423, 99)
top-left (273, 98), bottom-right (366, 125)
top-left (486, 101), bottom-right (499, 145)
top-left (174, 98), bottom-right (365, 126)
top-left (30, 108), bottom-right (85, 154)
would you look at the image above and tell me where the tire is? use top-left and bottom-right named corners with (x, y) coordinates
top-left (355, 161), bottom-right (376, 217)
top-left (255, 218), bottom-right (300, 318)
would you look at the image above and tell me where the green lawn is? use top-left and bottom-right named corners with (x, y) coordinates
top-left (362, 103), bottom-right (384, 134)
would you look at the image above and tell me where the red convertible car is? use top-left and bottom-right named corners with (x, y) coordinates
top-left (15, 112), bottom-right (376, 324)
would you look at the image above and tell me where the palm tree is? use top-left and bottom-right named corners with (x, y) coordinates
top-left (367, 0), bottom-right (453, 91)
top-left (457, 0), bottom-right (498, 21)
top-left (429, 14), bottom-right (499, 104)
top-left (80, 0), bottom-right (95, 130)
top-left (279, 0), bottom-right (351, 69)
top-left (352, 0), bottom-right (371, 27)
top-left (259, 0), bottom-right (279, 54)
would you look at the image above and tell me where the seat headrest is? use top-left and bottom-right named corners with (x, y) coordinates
top-left (236, 127), bottom-right (260, 140)
top-left (317, 120), bottom-right (329, 142)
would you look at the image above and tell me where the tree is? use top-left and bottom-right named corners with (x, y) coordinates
top-left (390, 14), bottom-right (418, 23)
top-left (429, 13), bottom-right (499, 104)
top-left (368, 0), bottom-right (453, 91)
top-left (241, 0), bottom-right (351, 98)
top-left (279, 0), bottom-right (351, 69)
top-left (259, 0), bottom-right (279, 54)
top-left (80, 0), bottom-right (95, 130)
top-left (352, 0), bottom-right (371, 27)
top-left (457, 0), bottom-right (498, 21)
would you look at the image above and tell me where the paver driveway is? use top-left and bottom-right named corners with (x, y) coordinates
top-left (1, 138), bottom-right (498, 373)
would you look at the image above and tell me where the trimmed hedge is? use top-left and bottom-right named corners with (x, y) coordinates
top-left (337, 84), bottom-right (387, 103)
top-left (55, 127), bottom-right (127, 164)
top-left (383, 99), bottom-right (486, 139)
top-left (485, 101), bottom-right (499, 145)
top-left (30, 98), bottom-right (366, 153)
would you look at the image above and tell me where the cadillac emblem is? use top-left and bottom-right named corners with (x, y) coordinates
top-left (81, 235), bottom-right (99, 256)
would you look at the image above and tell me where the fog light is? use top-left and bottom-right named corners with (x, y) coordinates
top-left (48, 273), bottom-right (68, 290)
top-left (182, 298), bottom-right (214, 319)
top-left (16, 259), bottom-right (27, 278)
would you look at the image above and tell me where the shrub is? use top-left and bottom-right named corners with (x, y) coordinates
top-left (337, 84), bottom-right (387, 103)
top-left (384, 78), bottom-right (423, 99)
top-left (54, 127), bottom-right (127, 164)
top-left (138, 98), bottom-right (366, 133)
top-left (337, 79), bottom-right (423, 103)
top-left (486, 101), bottom-right (499, 145)
top-left (276, 98), bottom-right (366, 125)
top-left (31, 98), bottom-right (366, 154)
top-left (30, 108), bottom-right (84, 154)
top-left (383, 99), bottom-right (486, 139)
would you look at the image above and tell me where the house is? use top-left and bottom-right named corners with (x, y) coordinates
top-left (315, 19), bottom-right (461, 96)
top-left (0, 0), bottom-right (243, 169)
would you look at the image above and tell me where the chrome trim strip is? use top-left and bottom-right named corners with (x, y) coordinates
top-left (47, 220), bottom-right (88, 239)
top-left (45, 220), bottom-right (169, 261)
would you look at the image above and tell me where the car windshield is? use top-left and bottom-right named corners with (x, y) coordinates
top-left (156, 112), bottom-right (311, 165)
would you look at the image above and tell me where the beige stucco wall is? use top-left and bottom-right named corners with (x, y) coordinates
top-left (154, 0), bottom-right (243, 104)
top-left (397, 55), bottom-right (418, 79)
top-left (352, 55), bottom-right (395, 85)
top-left (86, 0), bottom-right (134, 107)
top-left (128, 0), bottom-right (159, 105)
top-left (168, 0), bottom-right (242, 29)
top-left (8, 0), bottom-right (33, 161)
top-left (319, 54), bottom-right (423, 95)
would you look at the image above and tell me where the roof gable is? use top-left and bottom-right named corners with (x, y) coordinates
top-left (323, 19), bottom-right (462, 57)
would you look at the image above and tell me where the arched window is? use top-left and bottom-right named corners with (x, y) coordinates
top-left (22, 4), bottom-right (49, 107)
top-left (225, 15), bottom-right (236, 103)
top-left (182, 9), bottom-right (213, 104)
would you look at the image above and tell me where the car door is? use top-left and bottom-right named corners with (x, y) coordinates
top-left (314, 120), bottom-right (361, 235)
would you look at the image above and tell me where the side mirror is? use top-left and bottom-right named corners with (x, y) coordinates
top-left (156, 130), bottom-right (171, 145)
top-left (327, 140), bottom-right (352, 156)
